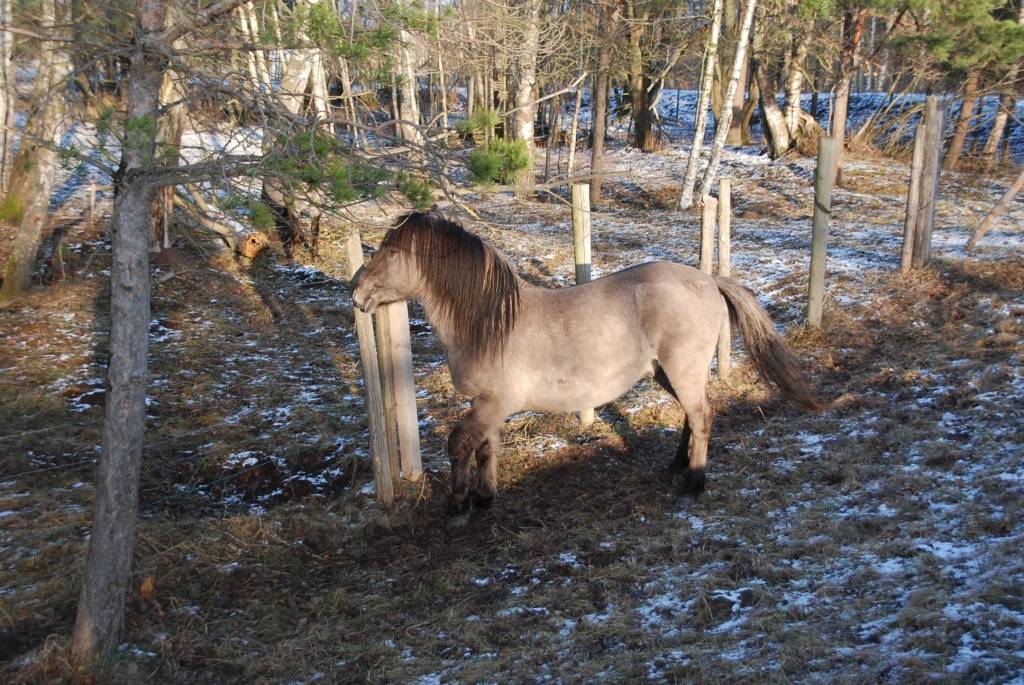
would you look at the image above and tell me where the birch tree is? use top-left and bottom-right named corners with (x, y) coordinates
top-left (697, 0), bottom-right (756, 202)
top-left (0, 0), bottom-right (14, 196)
top-left (679, 0), bottom-right (723, 209)
top-left (511, 0), bottom-right (541, 190)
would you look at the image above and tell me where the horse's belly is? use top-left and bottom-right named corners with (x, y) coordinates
top-left (524, 358), bottom-right (653, 413)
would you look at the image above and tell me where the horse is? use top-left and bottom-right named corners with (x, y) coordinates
top-left (351, 211), bottom-right (821, 520)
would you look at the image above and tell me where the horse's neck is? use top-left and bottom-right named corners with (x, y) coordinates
top-left (416, 271), bottom-right (529, 351)
top-left (417, 292), bottom-right (456, 349)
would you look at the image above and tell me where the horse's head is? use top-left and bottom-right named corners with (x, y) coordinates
top-left (350, 233), bottom-right (418, 314)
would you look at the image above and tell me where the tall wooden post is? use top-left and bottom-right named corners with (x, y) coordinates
top-left (716, 179), bottom-right (731, 378)
top-left (901, 123), bottom-right (926, 272)
top-left (911, 95), bottom-right (943, 269)
top-left (385, 301), bottom-right (423, 480)
top-left (807, 135), bottom-right (837, 328)
top-left (373, 311), bottom-right (401, 483)
top-left (571, 183), bottom-right (594, 428)
top-left (345, 231), bottom-right (395, 506)
top-left (699, 195), bottom-right (718, 274)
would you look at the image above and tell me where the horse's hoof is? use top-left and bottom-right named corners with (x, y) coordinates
top-left (680, 468), bottom-right (706, 499)
top-left (677, 493), bottom-right (700, 508)
top-left (447, 494), bottom-right (471, 517)
top-left (470, 489), bottom-right (495, 510)
top-left (447, 512), bottom-right (472, 529)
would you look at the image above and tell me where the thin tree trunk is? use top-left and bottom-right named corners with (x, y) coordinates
top-left (726, 32), bottom-right (747, 144)
top-left (70, 0), bottom-right (166, 667)
top-left (785, 37), bottom-right (809, 139)
top-left (395, 27), bottom-right (423, 144)
top-left (982, 2), bottom-right (1023, 169)
top-left (512, 0), bottom-right (540, 191)
top-left (966, 167), bottom-right (1024, 251)
top-left (149, 63), bottom-right (186, 254)
top-left (310, 50), bottom-right (331, 129)
top-left (0, 0), bottom-right (14, 196)
top-left (627, 3), bottom-right (655, 151)
top-left (589, 8), bottom-right (619, 205)
top-left (751, 7), bottom-right (790, 158)
top-left (1, 0), bottom-right (71, 300)
top-left (943, 71), bottom-right (979, 171)
top-left (982, 91), bottom-right (1013, 170)
top-left (244, 2), bottom-right (271, 86)
top-left (678, 0), bottom-right (724, 209)
top-left (830, 9), bottom-right (867, 186)
top-left (237, 7), bottom-right (260, 86)
top-left (697, 0), bottom-right (756, 201)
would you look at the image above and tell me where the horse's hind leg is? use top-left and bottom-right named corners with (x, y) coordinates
top-left (653, 365), bottom-right (690, 474)
top-left (658, 362), bottom-right (713, 501)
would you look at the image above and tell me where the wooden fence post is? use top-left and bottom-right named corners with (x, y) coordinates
top-left (807, 135), bottom-right (837, 328)
top-left (374, 311), bottom-right (401, 483)
top-left (716, 178), bottom-right (731, 378)
top-left (912, 95), bottom-right (943, 269)
top-left (385, 301), bottom-right (423, 480)
top-left (571, 183), bottom-right (594, 428)
top-left (345, 230), bottom-right (395, 506)
top-left (699, 194), bottom-right (718, 275)
top-left (901, 123), bottom-right (926, 272)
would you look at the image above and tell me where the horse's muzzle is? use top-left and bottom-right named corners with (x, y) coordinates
top-left (350, 265), bottom-right (369, 312)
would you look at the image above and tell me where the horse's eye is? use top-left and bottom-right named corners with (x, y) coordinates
top-left (386, 246), bottom-right (399, 257)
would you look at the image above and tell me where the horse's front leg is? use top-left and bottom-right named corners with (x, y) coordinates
top-left (471, 431), bottom-right (500, 510)
top-left (446, 396), bottom-right (505, 520)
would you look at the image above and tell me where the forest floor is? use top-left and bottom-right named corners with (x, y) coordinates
top-left (1, 130), bottom-right (1023, 684)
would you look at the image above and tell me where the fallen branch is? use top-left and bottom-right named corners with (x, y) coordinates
top-left (966, 167), bottom-right (1024, 251)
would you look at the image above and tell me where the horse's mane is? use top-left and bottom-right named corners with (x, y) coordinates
top-left (381, 211), bottom-right (521, 360)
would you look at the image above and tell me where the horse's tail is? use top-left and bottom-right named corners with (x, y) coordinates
top-left (714, 276), bottom-right (824, 412)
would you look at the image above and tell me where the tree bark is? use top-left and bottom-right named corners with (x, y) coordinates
top-left (0, 0), bottom-right (72, 300)
top-left (679, 0), bottom-right (724, 209)
top-left (149, 61), bottom-right (186, 254)
top-left (697, 0), bottom-right (756, 202)
top-left (70, 0), bottom-right (166, 668)
top-left (0, 0), bottom-right (14, 196)
top-left (981, 91), bottom-right (1014, 170)
top-left (751, 7), bottom-right (790, 158)
top-left (784, 37), bottom-right (809, 140)
top-left (981, 2), bottom-right (1023, 169)
top-left (627, 2), bottom-right (656, 151)
top-left (589, 5), bottom-right (619, 205)
top-left (942, 71), bottom-right (979, 171)
top-left (395, 27), bottom-right (423, 144)
top-left (512, 0), bottom-right (540, 190)
top-left (712, 0), bottom-right (747, 145)
top-left (830, 9), bottom-right (867, 187)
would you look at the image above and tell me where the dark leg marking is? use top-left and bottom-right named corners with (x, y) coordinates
top-left (680, 466), bottom-right (706, 500)
top-left (656, 363), bottom-right (691, 474)
top-left (447, 424), bottom-right (480, 516)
